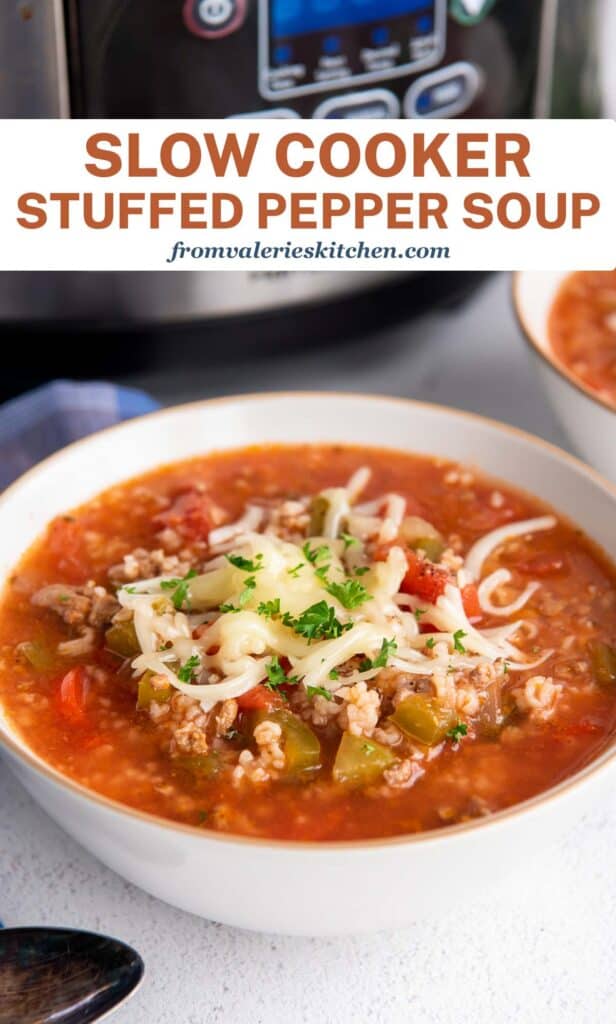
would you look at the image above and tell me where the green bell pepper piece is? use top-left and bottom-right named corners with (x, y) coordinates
top-left (390, 695), bottom-right (455, 746)
top-left (137, 671), bottom-right (172, 708)
top-left (410, 536), bottom-right (445, 563)
top-left (589, 641), bottom-right (616, 689)
top-left (333, 732), bottom-right (395, 786)
top-left (309, 495), bottom-right (330, 536)
top-left (16, 640), bottom-right (56, 672)
top-left (253, 709), bottom-right (321, 777)
top-left (175, 753), bottom-right (221, 779)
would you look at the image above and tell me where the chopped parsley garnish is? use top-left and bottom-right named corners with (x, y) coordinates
top-left (287, 562), bottom-right (305, 578)
top-left (238, 576), bottom-right (256, 607)
top-left (226, 552), bottom-right (263, 573)
top-left (220, 576), bottom-right (257, 614)
top-left (328, 669), bottom-right (340, 681)
top-left (177, 654), bottom-right (200, 683)
top-left (257, 598), bottom-right (281, 620)
top-left (123, 586), bottom-right (137, 595)
top-left (359, 637), bottom-right (398, 672)
top-left (302, 542), bottom-right (330, 566)
top-left (314, 563), bottom-right (331, 581)
top-left (282, 601), bottom-right (352, 643)
top-left (447, 722), bottom-right (468, 743)
top-left (452, 629), bottom-right (467, 654)
top-left (197, 810), bottom-right (209, 824)
top-left (325, 578), bottom-right (372, 610)
top-left (224, 728), bottom-right (240, 741)
top-left (354, 566), bottom-right (370, 577)
top-left (362, 742), bottom-right (377, 756)
top-left (414, 608), bottom-right (427, 621)
top-left (372, 637), bottom-right (398, 669)
top-left (264, 656), bottom-right (299, 695)
top-left (341, 532), bottom-right (359, 550)
top-left (425, 637), bottom-right (436, 650)
top-left (160, 569), bottom-right (198, 610)
top-left (306, 684), bottom-right (334, 702)
top-left (503, 660), bottom-right (510, 674)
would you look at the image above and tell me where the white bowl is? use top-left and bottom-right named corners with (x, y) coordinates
top-left (513, 271), bottom-right (616, 481)
top-left (1, 393), bottom-right (616, 936)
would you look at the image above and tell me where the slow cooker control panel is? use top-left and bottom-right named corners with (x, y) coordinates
top-left (73, 0), bottom-right (542, 120)
top-left (176, 0), bottom-right (527, 122)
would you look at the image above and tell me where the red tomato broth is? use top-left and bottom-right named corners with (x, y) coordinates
top-left (0, 443), bottom-right (615, 842)
top-left (549, 270), bottom-right (616, 409)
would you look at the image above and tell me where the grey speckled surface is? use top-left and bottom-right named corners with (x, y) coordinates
top-left (2, 273), bottom-right (614, 1024)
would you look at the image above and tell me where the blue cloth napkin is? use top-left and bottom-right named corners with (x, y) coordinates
top-left (0, 381), bottom-right (159, 491)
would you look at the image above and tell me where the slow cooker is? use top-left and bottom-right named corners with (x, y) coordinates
top-left (0, 0), bottom-right (606, 326)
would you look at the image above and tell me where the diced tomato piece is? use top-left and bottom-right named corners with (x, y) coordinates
top-left (461, 583), bottom-right (482, 621)
top-left (372, 542), bottom-right (395, 563)
top-left (401, 549), bottom-right (449, 605)
top-left (154, 489), bottom-right (217, 540)
top-left (517, 553), bottom-right (567, 577)
top-left (236, 685), bottom-right (280, 711)
top-left (56, 667), bottom-right (89, 724)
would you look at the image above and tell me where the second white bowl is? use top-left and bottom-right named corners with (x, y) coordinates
top-left (513, 271), bottom-right (616, 481)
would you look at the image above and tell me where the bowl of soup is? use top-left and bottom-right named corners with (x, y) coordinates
top-left (513, 271), bottom-right (616, 480)
top-left (1, 393), bottom-right (615, 935)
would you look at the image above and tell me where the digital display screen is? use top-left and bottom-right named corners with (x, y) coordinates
top-left (271, 0), bottom-right (434, 39)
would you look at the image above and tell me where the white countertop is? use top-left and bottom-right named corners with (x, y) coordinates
top-left (2, 273), bottom-right (615, 1024)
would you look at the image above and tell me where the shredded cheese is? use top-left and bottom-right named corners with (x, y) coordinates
top-left (118, 470), bottom-right (556, 712)
top-left (478, 569), bottom-right (540, 617)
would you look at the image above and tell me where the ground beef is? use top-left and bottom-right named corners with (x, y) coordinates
top-left (336, 680), bottom-right (381, 737)
top-left (32, 583), bottom-right (119, 630)
top-left (232, 720), bottom-right (285, 783)
top-left (172, 721), bottom-right (209, 755)
top-left (57, 628), bottom-right (97, 658)
top-left (108, 548), bottom-right (193, 584)
top-left (376, 667), bottom-right (433, 698)
top-left (215, 699), bottom-right (239, 737)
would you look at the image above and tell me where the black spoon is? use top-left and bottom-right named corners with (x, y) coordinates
top-left (0, 927), bottom-right (144, 1024)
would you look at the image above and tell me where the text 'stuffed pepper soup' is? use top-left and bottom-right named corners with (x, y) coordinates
top-left (1, 444), bottom-right (616, 842)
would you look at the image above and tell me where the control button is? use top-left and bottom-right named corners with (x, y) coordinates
top-left (183, 0), bottom-right (246, 39)
top-left (230, 109), bottom-right (300, 119)
top-left (449, 0), bottom-right (498, 26)
top-left (416, 13), bottom-right (434, 34)
top-left (404, 62), bottom-right (484, 119)
top-left (313, 89), bottom-right (400, 119)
